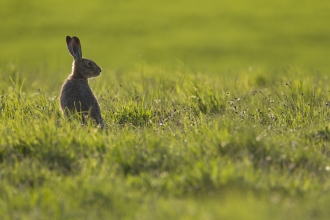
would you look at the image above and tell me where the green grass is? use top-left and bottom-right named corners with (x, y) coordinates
top-left (1, 0), bottom-right (330, 219)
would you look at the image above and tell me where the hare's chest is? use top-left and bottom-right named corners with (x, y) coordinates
top-left (61, 80), bottom-right (96, 103)
top-left (77, 84), bottom-right (94, 98)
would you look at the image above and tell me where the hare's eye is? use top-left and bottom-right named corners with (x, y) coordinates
top-left (87, 61), bottom-right (94, 67)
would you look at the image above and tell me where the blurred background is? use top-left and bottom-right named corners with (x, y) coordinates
top-left (1, 0), bottom-right (330, 73)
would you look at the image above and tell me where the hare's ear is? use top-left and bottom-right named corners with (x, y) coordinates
top-left (66, 36), bottom-right (82, 61)
top-left (66, 36), bottom-right (75, 58)
top-left (72, 36), bottom-right (82, 60)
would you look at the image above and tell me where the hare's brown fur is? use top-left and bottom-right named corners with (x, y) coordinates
top-left (60, 36), bottom-right (103, 126)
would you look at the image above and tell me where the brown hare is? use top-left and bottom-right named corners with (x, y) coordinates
top-left (60, 36), bottom-right (103, 126)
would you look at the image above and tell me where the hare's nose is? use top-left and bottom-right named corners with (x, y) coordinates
top-left (99, 67), bottom-right (102, 72)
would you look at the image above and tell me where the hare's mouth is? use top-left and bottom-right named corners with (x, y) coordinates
top-left (92, 71), bottom-right (101, 77)
top-left (93, 68), bottom-right (101, 77)
top-left (85, 71), bottom-right (100, 78)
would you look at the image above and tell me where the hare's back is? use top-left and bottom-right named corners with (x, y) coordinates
top-left (60, 78), bottom-right (98, 111)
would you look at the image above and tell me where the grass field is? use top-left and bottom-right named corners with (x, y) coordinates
top-left (1, 0), bottom-right (330, 219)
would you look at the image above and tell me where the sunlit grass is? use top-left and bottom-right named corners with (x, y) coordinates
top-left (1, 64), bottom-right (330, 219)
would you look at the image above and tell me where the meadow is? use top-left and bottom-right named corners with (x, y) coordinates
top-left (1, 0), bottom-right (330, 219)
